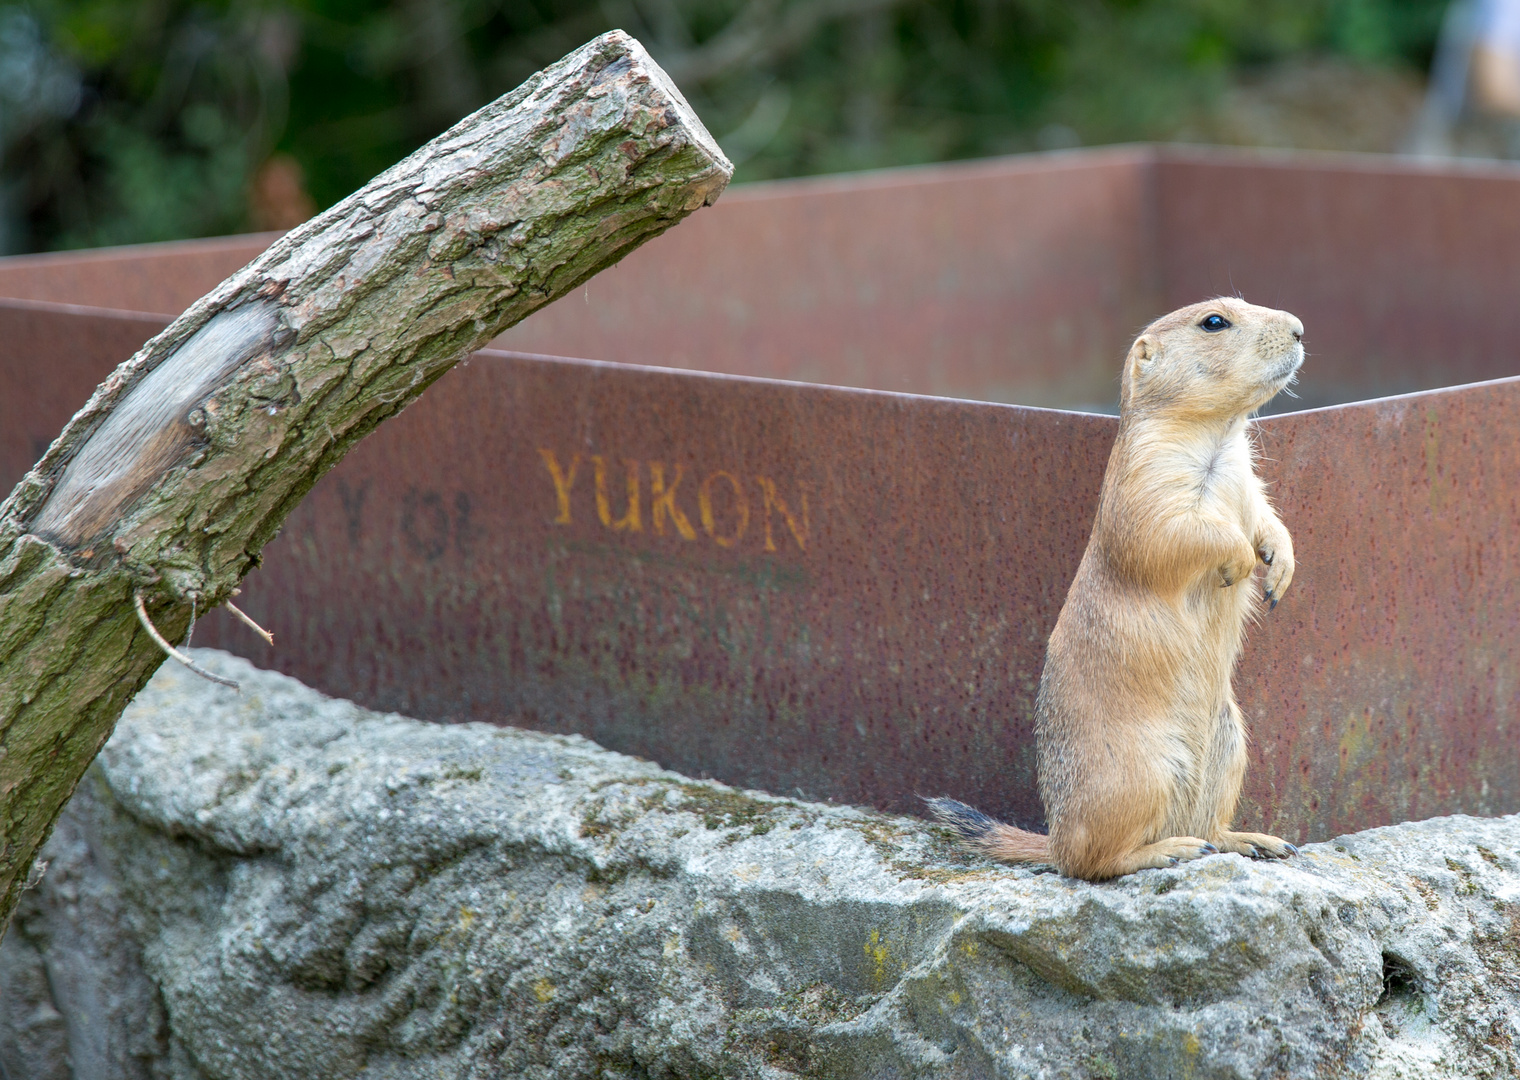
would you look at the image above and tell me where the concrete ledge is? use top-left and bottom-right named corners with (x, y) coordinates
top-left (2, 651), bottom-right (1517, 1079)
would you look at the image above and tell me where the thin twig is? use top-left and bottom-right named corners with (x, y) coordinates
top-left (133, 592), bottom-right (241, 691)
top-left (223, 600), bottom-right (274, 646)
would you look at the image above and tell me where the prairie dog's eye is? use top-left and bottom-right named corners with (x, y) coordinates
top-left (1199, 314), bottom-right (1231, 332)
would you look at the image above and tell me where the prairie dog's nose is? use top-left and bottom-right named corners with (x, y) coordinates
top-left (1288, 315), bottom-right (1304, 342)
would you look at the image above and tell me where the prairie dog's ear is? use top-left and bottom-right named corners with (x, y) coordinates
top-left (1128, 335), bottom-right (1160, 380)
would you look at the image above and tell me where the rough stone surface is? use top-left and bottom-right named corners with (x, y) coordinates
top-left (2, 651), bottom-right (1518, 1079)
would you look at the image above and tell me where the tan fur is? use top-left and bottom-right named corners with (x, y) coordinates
top-left (973, 298), bottom-right (1304, 880)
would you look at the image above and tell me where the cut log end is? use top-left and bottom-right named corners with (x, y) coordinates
top-left (605, 30), bottom-right (733, 187)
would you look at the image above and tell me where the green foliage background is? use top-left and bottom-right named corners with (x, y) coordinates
top-left (0, 0), bottom-right (1448, 254)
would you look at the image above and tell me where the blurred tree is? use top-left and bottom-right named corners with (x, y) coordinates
top-left (0, 0), bottom-right (1450, 255)
top-left (0, 2), bottom-right (295, 252)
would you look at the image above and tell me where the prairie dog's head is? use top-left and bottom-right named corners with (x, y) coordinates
top-left (1119, 298), bottom-right (1304, 419)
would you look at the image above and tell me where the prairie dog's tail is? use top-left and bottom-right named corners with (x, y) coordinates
top-left (924, 797), bottom-right (1050, 863)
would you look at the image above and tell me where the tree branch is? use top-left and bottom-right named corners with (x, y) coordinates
top-left (0, 29), bottom-right (731, 932)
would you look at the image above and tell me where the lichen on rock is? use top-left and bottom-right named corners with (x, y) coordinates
top-left (2, 651), bottom-right (1517, 1079)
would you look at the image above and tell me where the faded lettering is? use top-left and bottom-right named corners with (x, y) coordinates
top-left (699, 470), bottom-right (749, 548)
top-left (400, 488), bottom-right (450, 561)
top-left (539, 448), bottom-right (579, 524)
top-left (593, 455), bottom-right (641, 532)
top-left (649, 462), bottom-right (697, 540)
top-left (336, 479), bottom-right (368, 544)
top-left (453, 491), bottom-right (475, 557)
top-left (755, 476), bottom-right (809, 552)
top-left (538, 447), bottom-right (811, 554)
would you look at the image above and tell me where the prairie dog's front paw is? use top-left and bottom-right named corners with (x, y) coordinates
top-left (1219, 541), bottom-right (1258, 589)
top-left (1257, 529), bottom-right (1296, 608)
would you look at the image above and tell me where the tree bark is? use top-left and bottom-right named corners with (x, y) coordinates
top-left (0, 30), bottom-right (731, 931)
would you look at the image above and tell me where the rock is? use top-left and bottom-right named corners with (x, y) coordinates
top-left (2, 651), bottom-right (1517, 1079)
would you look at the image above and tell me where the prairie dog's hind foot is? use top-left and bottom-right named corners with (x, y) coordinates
top-left (1097, 835), bottom-right (1218, 877)
top-left (924, 797), bottom-right (1050, 864)
top-left (1213, 830), bottom-right (1299, 859)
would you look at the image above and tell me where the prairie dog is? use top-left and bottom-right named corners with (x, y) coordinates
top-left (931, 298), bottom-right (1304, 881)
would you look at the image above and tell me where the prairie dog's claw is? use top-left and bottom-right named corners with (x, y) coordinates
top-left (1215, 831), bottom-right (1298, 859)
top-left (1258, 532), bottom-right (1295, 607)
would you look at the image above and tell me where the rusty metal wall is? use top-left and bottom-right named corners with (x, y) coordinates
top-left (0, 234), bottom-right (275, 316)
top-left (2, 147), bottom-right (1517, 841)
top-left (493, 149), bottom-right (1157, 410)
top-left (0, 300), bottom-right (169, 484)
top-left (1239, 379), bottom-right (1520, 838)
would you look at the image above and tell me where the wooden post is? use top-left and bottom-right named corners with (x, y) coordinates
top-left (0, 30), bottom-right (731, 930)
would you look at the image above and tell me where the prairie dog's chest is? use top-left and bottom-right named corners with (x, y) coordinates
top-left (1171, 430), bottom-right (1256, 519)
